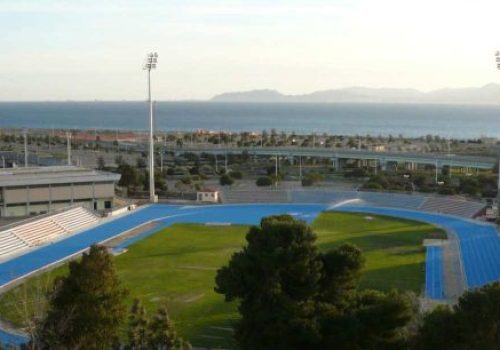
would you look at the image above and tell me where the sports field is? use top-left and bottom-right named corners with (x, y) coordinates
top-left (0, 212), bottom-right (444, 348)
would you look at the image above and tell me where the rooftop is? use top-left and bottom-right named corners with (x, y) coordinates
top-left (0, 166), bottom-right (120, 187)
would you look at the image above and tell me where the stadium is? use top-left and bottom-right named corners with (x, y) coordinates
top-left (0, 191), bottom-right (499, 348)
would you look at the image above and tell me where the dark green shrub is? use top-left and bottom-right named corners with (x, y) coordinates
top-left (220, 174), bottom-right (234, 186)
top-left (256, 176), bottom-right (273, 187)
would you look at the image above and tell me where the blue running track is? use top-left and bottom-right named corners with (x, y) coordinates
top-left (335, 205), bottom-right (500, 289)
top-left (0, 204), bottom-right (326, 288)
top-left (425, 246), bottom-right (444, 299)
top-left (1, 203), bottom-right (499, 346)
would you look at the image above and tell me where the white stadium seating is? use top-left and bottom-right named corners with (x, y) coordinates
top-left (0, 207), bottom-right (100, 259)
top-left (227, 190), bottom-right (485, 218)
top-left (0, 230), bottom-right (29, 257)
top-left (222, 190), bottom-right (289, 203)
top-left (418, 197), bottom-right (484, 218)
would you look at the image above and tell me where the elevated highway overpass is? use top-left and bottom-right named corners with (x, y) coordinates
top-left (167, 146), bottom-right (497, 170)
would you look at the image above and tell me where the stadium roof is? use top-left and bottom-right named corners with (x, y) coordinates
top-left (0, 166), bottom-right (120, 187)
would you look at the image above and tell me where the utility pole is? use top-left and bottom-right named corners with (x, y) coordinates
top-left (299, 156), bottom-right (302, 180)
top-left (275, 154), bottom-right (278, 189)
top-left (66, 131), bottom-right (72, 166)
top-left (495, 52), bottom-right (500, 199)
top-left (23, 129), bottom-right (28, 168)
top-left (144, 52), bottom-right (158, 203)
top-left (435, 159), bottom-right (439, 184)
top-left (497, 160), bottom-right (500, 197)
top-left (160, 151), bottom-right (163, 173)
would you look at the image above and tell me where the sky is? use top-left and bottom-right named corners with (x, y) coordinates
top-left (0, 0), bottom-right (499, 101)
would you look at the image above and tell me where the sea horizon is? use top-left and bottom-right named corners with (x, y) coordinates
top-left (0, 101), bottom-right (499, 139)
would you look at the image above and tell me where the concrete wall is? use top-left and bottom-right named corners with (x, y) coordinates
top-left (50, 185), bottom-right (72, 201)
top-left (1, 182), bottom-right (116, 217)
top-left (94, 183), bottom-right (115, 198)
top-left (4, 187), bottom-right (28, 204)
top-left (29, 187), bottom-right (51, 202)
top-left (73, 184), bottom-right (93, 199)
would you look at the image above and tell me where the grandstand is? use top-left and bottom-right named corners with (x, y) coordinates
top-left (223, 189), bottom-right (486, 218)
top-left (0, 230), bottom-right (28, 257)
top-left (0, 207), bottom-right (100, 259)
top-left (418, 197), bottom-right (484, 218)
top-left (221, 189), bottom-right (289, 203)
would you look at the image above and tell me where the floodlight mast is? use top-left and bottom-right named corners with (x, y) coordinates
top-left (144, 52), bottom-right (158, 203)
top-left (496, 51), bottom-right (500, 197)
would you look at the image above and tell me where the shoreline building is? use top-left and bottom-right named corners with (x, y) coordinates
top-left (0, 166), bottom-right (120, 217)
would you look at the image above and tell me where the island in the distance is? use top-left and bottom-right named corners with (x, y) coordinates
top-left (211, 83), bottom-right (500, 105)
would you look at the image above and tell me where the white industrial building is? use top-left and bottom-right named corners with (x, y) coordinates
top-left (0, 166), bottom-right (120, 217)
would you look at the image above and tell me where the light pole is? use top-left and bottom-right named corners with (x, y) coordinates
top-left (23, 129), bottom-right (28, 168)
top-left (435, 159), bottom-right (438, 185)
top-left (275, 154), bottom-right (278, 189)
top-left (495, 51), bottom-right (500, 196)
top-left (144, 52), bottom-right (158, 203)
top-left (66, 131), bottom-right (72, 165)
top-left (299, 156), bottom-right (302, 180)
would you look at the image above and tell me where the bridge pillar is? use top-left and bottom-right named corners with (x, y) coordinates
top-left (405, 162), bottom-right (416, 171)
top-left (379, 159), bottom-right (387, 171)
top-left (332, 157), bottom-right (343, 172)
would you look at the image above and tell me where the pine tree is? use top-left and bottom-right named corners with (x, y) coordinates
top-left (148, 306), bottom-right (191, 350)
top-left (127, 299), bottom-right (149, 350)
top-left (38, 245), bottom-right (128, 349)
top-left (216, 215), bottom-right (414, 350)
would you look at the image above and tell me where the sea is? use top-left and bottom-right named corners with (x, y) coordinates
top-left (0, 101), bottom-right (499, 139)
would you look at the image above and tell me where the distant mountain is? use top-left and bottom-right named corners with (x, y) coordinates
top-left (210, 84), bottom-right (500, 104)
top-left (211, 89), bottom-right (288, 102)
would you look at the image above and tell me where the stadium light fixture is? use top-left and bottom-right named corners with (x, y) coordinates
top-left (496, 51), bottom-right (500, 196)
top-left (144, 52), bottom-right (158, 203)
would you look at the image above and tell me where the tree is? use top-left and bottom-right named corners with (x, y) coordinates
top-left (219, 174), bottom-right (234, 186)
top-left (317, 244), bottom-right (364, 305)
top-left (127, 299), bottom-right (149, 350)
top-left (229, 170), bottom-right (243, 179)
top-left (4, 273), bottom-right (52, 350)
top-left (148, 306), bottom-right (191, 350)
top-left (319, 289), bottom-right (414, 349)
top-left (301, 172), bottom-right (324, 187)
top-left (143, 170), bottom-right (168, 192)
top-left (115, 155), bottom-right (125, 167)
top-left (256, 176), bottom-right (273, 187)
top-left (215, 215), bottom-right (414, 350)
top-left (38, 245), bottom-right (128, 349)
top-left (97, 156), bottom-right (105, 170)
top-left (118, 164), bottom-right (139, 190)
top-left (136, 157), bottom-right (147, 169)
top-left (413, 282), bottom-right (500, 350)
top-left (216, 215), bottom-right (323, 349)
